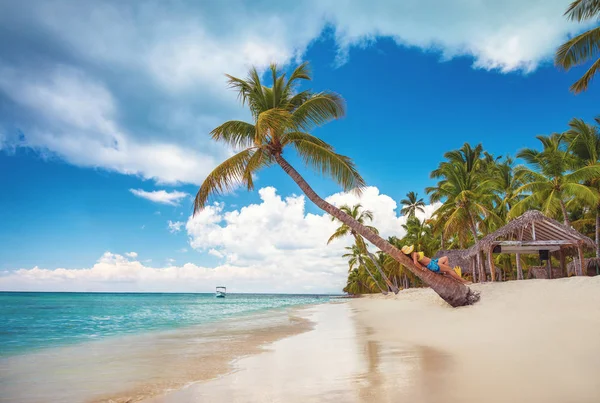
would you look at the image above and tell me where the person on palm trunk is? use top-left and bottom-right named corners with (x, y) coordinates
top-left (401, 245), bottom-right (469, 284)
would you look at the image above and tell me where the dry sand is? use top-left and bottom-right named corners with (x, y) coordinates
top-left (150, 277), bottom-right (600, 403)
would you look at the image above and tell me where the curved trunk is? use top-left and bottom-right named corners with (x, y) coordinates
top-left (355, 235), bottom-right (399, 293)
top-left (275, 154), bottom-right (479, 307)
top-left (468, 217), bottom-right (485, 283)
top-left (596, 204), bottom-right (600, 259)
top-left (357, 254), bottom-right (387, 294)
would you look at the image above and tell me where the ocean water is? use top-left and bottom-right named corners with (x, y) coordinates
top-left (0, 292), bottom-right (330, 357)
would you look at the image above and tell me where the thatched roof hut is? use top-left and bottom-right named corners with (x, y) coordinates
top-left (462, 210), bottom-right (596, 281)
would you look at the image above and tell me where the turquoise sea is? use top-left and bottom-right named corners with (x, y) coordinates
top-left (0, 292), bottom-right (330, 357)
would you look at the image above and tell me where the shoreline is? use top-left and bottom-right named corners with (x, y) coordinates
top-left (150, 277), bottom-right (600, 403)
top-left (0, 304), bottom-right (320, 403)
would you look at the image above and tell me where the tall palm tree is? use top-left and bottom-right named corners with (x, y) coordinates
top-left (510, 133), bottom-right (600, 225)
top-left (342, 244), bottom-right (386, 294)
top-left (565, 118), bottom-right (600, 257)
top-left (400, 191), bottom-right (425, 218)
top-left (427, 143), bottom-right (500, 281)
top-left (490, 156), bottom-right (525, 223)
top-left (327, 204), bottom-right (397, 293)
top-left (555, 0), bottom-right (600, 93)
top-left (194, 63), bottom-right (477, 307)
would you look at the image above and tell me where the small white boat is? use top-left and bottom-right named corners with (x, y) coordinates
top-left (215, 286), bottom-right (226, 298)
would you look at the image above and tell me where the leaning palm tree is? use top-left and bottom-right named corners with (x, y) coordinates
top-left (328, 204), bottom-right (398, 293)
top-left (343, 244), bottom-right (386, 294)
top-left (565, 118), bottom-right (600, 257)
top-left (193, 63), bottom-right (477, 307)
top-left (400, 191), bottom-right (426, 218)
top-left (555, 0), bottom-right (600, 93)
top-left (510, 133), bottom-right (600, 226)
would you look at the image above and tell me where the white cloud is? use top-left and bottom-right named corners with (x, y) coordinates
top-left (1, 186), bottom-right (440, 293)
top-left (0, 251), bottom-right (342, 293)
top-left (185, 186), bottom-right (440, 290)
top-left (177, 248), bottom-right (188, 253)
top-left (167, 220), bottom-right (184, 233)
top-left (0, 1), bottom-right (586, 185)
top-left (130, 189), bottom-right (189, 205)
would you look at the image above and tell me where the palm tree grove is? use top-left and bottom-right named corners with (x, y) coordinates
top-left (195, 1), bottom-right (600, 307)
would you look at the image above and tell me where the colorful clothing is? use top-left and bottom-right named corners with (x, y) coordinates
top-left (417, 251), bottom-right (424, 261)
top-left (426, 259), bottom-right (440, 273)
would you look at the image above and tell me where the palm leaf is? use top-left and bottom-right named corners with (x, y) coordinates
top-left (555, 27), bottom-right (600, 71)
top-left (292, 140), bottom-right (365, 192)
top-left (564, 0), bottom-right (600, 21)
top-left (194, 148), bottom-right (255, 213)
top-left (570, 56), bottom-right (600, 93)
top-left (291, 93), bottom-right (345, 131)
top-left (210, 120), bottom-right (256, 149)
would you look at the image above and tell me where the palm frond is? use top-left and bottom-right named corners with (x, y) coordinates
top-left (292, 140), bottom-right (365, 192)
top-left (210, 120), bottom-right (256, 149)
top-left (555, 27), bottom-right (600, 71)
top-left (564, 0), bottom-right (600, 21)
top-left (291, 92), bottom-right (345, 131)
top-left (570, 56), bottom-right (600, 93)
top-left (194, 148), bottom-right (256, 213)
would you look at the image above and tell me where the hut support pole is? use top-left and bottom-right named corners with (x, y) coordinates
top-left (516, 253), bottom-right (523, 280)
top-left (577, 243), bottom-right (585, 276)
top-left (546, 257), bottom-right (552, 279)
top-left (470, 258), bottom-right (477, 282)
top-left (487, 247), bottom-right (496, 282)
top-left (559, 249), bottom-right (566, 278)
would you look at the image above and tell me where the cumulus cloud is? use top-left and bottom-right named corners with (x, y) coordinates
top-left (167, 220), bottom-right (184, 233)
top-left (1, 186), bottom-right (439, 293)
top-left (185, 186), bottom-right (440, 290)
top-left (129, 189), bottom-right (189, 205)
top-left (0, 0), bottom-right (584, 184)
top-left (0, 251), bottom-right (344, 294)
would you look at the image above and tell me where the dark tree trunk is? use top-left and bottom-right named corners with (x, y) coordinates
top-left (358, 254), bottom-right (387, 294)
top-left (596, 207), bottom-right (600, 258)
top-left (559, 200), bottom-right (570, 226)
top-left (355, 235), bottom-right (399, 293)
top-left (516, 253), bottom-right (523, 280)
top-left (275, 154), bottom-right (479, 307)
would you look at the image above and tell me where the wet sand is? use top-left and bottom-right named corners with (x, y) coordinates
top-left (150, 277), bottom-right (600, 403)
top-left (0, 309), bottom-right (313, 403)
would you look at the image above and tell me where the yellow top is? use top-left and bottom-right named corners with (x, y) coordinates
top-left (417, 251), bottom-right (424, 261)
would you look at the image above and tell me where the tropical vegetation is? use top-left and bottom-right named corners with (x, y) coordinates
top-left (194, 62), bottom-right (477, 307)
top-left (555, 0), bottom-right (600, 93)
top-left (336, 117), bottom-right (600, 293)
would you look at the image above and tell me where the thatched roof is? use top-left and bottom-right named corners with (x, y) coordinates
top-left (433, 249), bottom-right (470, 270)
top-left (463, 210), bottom-right (596, 258)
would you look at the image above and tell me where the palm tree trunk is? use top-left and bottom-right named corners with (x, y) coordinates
top-left (468, 218), bottom-right (485, 283)
top-left (356, 235), bottom-right (399, 293)
top-left (559, 200), bottom-right (570, 226)
top-left (516, 253), bottom-right (523, 280)
top-left (358, 254), bottom-right (387, 294)
top-left (275, 154), bottom-right (479, 307)
top-left (596, 206), bottom-right (600, 258)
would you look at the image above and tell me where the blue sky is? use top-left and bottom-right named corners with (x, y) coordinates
top-left (0, 0), bottom-right (598, 293)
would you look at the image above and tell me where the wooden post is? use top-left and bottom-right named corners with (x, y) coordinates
top-left (488, 247), bottom-right (496, 282)
top-left (470, 258), bottom-right (477, 282)
top-left (516, 253), bottom-right (523, 280)
top-left (546, 257), bottom-right (552, 279)
top-left (577, 243), bottom-right (586, 276)
top-left (559, 249), bottom-right (566, 278)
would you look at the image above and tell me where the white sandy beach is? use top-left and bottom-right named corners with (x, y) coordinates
top-left (150, 276), bottom-right (600, 403)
